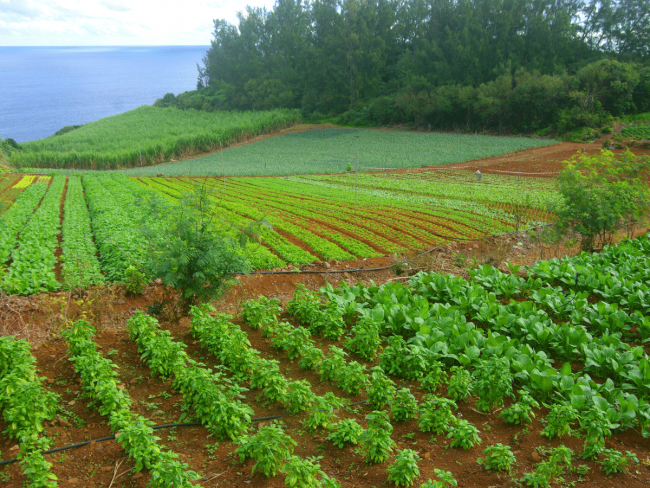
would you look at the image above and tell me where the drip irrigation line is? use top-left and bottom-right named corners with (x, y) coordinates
top-left (250, 223), bottom-right (554, 276)
top-left (0, 383), bottom-right (410, 466)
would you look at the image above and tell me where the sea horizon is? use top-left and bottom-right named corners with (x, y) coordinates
top-left (0, 45), bottom-right (210, 143)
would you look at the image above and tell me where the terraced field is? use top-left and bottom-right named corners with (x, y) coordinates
top-left (0, 170), bottom-right (553, 295)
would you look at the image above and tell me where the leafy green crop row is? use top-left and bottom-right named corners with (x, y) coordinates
top-left (127, 311), bottom-right (253, 441)
top-left (0, 336), bottom-right (60, 487)
top-left (62, 320), bottom-right (201, 487)
top-left (136, 177), bottom-right (287, 269)
top-left (1, 177), bottom-right (65, 295)
top-left (82, 174), bottom-right (150, 282)
top-left (0, 182), bottom-right (48, 272)
top-left (60, 176), bottom-right (104, 289)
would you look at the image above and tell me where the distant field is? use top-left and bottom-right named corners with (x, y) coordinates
top-left (9, 106), bottom-right (300, 170)
top-left (117, 128), bottom-right (558, 176)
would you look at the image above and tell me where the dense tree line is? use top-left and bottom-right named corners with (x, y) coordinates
top-left (156, 0), bottom-right (650, 134)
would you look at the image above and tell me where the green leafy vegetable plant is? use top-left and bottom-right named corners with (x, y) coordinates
top-left (236, 422), bottom-right (297, 478)
top-left (420, 469), bottom-right (457, 487)
top-left (326, 419), bottom-right (363, 449)
top-left (390, 387), bottom-right (418, 422)
top-left (598, 449), bottom-right (638, 475)
top-left (386, 449), bottom-right (421, 486)
top-left (447, 366), bottom-right (472, 402)
top-left (366, 366), bottom-right (396, 410)
top-left (358, 411), bottom-right (396, 464)
top-left (472, 356), bottom-right (513, 412)
top-left (418, 396), bottom-right (457, 434)
top-left (420, 361), bottom-right (447, 392)
top-left (540, 404), bottom-right (579, 440)
top-left (499, 390), bottom-right (539, 425)
top-left (446, 419), bottom-right (481, 450)
top-left (242, 295), bottom-right (282, 328)
top-left (477, 443), bottom-right (516, 473)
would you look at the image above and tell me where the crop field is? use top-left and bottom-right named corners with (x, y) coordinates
top-left (114, 129), bottom-right (558, 177)
top-left (2, 235), bottom-right (650, 487)
top-left (9, 106), bottom-right (300, 170)
top-left (620, 124), bottom-right (650, 140)
top-left (0, 169), bottom-right (552, 295)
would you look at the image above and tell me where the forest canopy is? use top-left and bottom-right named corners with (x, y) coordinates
top-left (156, 0), bottom-right (650, 134)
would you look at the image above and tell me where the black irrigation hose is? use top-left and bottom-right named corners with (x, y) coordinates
top-left (251, 223), bottom-right (554, 276)
top-left (0, 383), bottom-right (411, 466)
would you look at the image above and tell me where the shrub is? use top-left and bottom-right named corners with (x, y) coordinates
top-left (139, 186), bottom-right (254, 315)
top-left (124, 265), bottom-right (147, 295)
top-left (553, 149), bottom-right (650, 251)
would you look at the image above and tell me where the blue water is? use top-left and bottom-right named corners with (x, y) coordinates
top-left (0, 46), bottom-right (209, 143)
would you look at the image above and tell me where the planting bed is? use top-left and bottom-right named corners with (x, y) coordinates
top-left (2, 235), bottom-right (650, 487)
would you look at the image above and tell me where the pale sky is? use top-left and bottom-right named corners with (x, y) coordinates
top-left (0, 0), bottom-right (276, 46)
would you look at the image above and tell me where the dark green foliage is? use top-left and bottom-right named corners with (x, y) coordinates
top-left (553, 150), bottom-right (650, 251)
top-left (177, 0), bottom-right (650, 135)
top-left (53, 124), bottom-right (84, 137)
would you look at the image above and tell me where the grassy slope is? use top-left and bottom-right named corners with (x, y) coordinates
top-left (10, 106), bottom-right (300, 170)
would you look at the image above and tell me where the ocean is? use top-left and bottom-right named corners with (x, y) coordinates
top-left (0, 46), bottom-right (210, 143)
